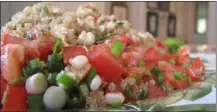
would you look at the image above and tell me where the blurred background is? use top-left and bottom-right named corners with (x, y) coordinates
top-left (1, 2), bottom-right (216, 48)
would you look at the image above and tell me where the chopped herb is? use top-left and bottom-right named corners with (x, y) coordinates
top-left (110, 40), bottom-right (125, 57)
top-left (169, 59), bottom-right (176, 65)
top-left (145, 70), bottom-right (151, 76)
top-left (125, 84), bottom-right (137, 100)
top-left (111, 102), bottom-right (122, 108)
top-left (140, 86), bottom-right (148, 100)
top-left (43, 6), bottom-right (51, 16)
top-left (139, 60), bottom-right (145, 67)
top-left (135, 74), bottom-right (141, 82)
top-left (40, 29), bottom-right (45, 36)
top-left (182, 63), bottom-right (190, 69)
top-left (157, 73), bottom-right (164, 85)
top-left (173, 72), bottom-right (182, 80)
top-left (116, 22), bottom-right (124, 27)
top-left (151, 67), bottom-right (160, 75)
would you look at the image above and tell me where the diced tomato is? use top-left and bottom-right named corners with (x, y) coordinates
top-left (144, 47), bottom-right (161, 61)
top-left (1, 44), bottom-right (25, 84)
top-left (109, 35), bottom-right (135, 47)
top-left (176, 46), bottom-right (190, 66)
top-left (125, 67), bottom-right (145, 78)
top-left (2, 85), bottom-right (28, 111)
top-left (122, 51), bottom-right (143, 67)
top-left (38, 42), bottom-right (53, 61)
top-left (191, 57), bottom-right (206, 76)
top-left (156, 40), bottom-right (167, 49)
top-left (1, 30), bottom-right (40, 59)
top-left (63, 45), bottom-right (87, 64)
top-left (186, 68), bottom-right (201, 81)
top-left (88, 44), bottom-right (124, 82)
top-left (145, 61), bottom-right (158, 71)
top-left (158, 61), bottom-right (176, 72)
top-left (161, 53), bottom-right (176, 62)
top-left (0, 76), bottom-right (7, 102)
top-left (120, 35), bottom-right (128, 46)
top-left (147, 82), bottom-right (168, 99)
top-left (163, 72), bottom-right (190, 89)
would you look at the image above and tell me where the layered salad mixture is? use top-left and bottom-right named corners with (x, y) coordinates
top-left (0, 2), bottom-right (207, 111)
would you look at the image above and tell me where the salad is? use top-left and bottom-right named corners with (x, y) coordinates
top-left (0, 2), bottom-right (209, 111)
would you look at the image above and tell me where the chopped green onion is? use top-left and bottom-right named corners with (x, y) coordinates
top-left (56, 71), bottom-right (76, 89)
top-left (51, 38), bottom-right (63, 62)
top-left (173, 72), bottom-right (182, 80)
top-left (167, 44), bottom-right (180, 53)
top-left (182, 63), bottom-right (190, 69)
top-left (11, 76), bottom-right (27, 85)
top-left (151, 66), bottom-right (160, 75)
top-left (135, 74), bottom-right (142, 82)
top-left (28, 58), bottom-right (42, 74)
top-left (43, 6), bottom-right (51, 16)
top-left (22, 58), bottom-right (44, 76)
top-left (125, 84), bottom-right (136, 100)
top-left (27, 95), bottom-right (44, 112)
top-left (48, 73), bottom-right (57, 86)
top-left (47, 61), bottom-right (65, 73)
top-left (111, 102), bottom-right (122, 108)
top-left (157, 73), bottom-right (164, 85)
top-left (79, 84), bottom-right (89, 99)
top-left (110, 40), bottom-right (125, 57)
top-left (53, 38), bottom-right (63, 54)
top-left (22, 67), bottom-right (30, 77)
top-left (86, 67), bottom-right (96, 88)
top-left (145, 70), bottom-right (151, 76)
top-left (140, 86), bottom-right (148, 100)
top-left (66, 87), bottom-right (85, 108)
top-left (116, 22), bottom-right (124, 27)
top-left (1, 87), bottom-right (9, 104)
top-left (139, 60), bottom-right (145, 67)
top-left (168, 59), bottom-right (176, 65)
top-left (181, 73), bottom-right (188, 81)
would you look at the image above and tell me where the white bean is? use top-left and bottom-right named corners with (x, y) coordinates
top-left (43, 86), bottom-right (67, 110)
top-left (69, 55), bottom-right (88, 70)
top-left (105, 92), bottom-right (125, 105)
top-left (25, 73), bottom-right (48, 95)
top-left (90, 75), bottom-right (102, 91)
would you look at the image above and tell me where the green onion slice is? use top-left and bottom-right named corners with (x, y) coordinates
top-left (173, 72), bottom-right (182, 80)
top-left (86, 67), bottom-right (96, 88)
top-left (151, 66), bottom-right (160, 75)
top-left (56, 71), bottom-right (76, 89)
top-left (125, 84), bottom-right (137, 100)
top-left (157, 73), bottom-right (164, 85)
top-left (110, 40), bottom-right (125, 57)
top-left (168, 59), bottom-right (176, 65)
top-left (140, 86), bottom-right (148, 100)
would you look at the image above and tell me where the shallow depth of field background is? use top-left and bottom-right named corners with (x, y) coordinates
top-left (1, 2), bottom-right (216, 47)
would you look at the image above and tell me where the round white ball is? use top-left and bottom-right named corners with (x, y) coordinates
top-left (69, 55), bottom-right (88, 70)
top-left (25, 72), bottom-right (48, 95)
top-left (43, 86), bottom-right (67, 110)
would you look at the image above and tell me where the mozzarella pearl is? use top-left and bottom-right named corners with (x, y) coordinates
top-left (69, 55), bottom-right (88, 70)
top-left (25, 72), bottom-right (48, 95)
top-left (43, 86), bottom-right (67, 110)
top-left (105, 92), bottom-right (125, 105)
top-left (90, 75), bottom-right (102, 91)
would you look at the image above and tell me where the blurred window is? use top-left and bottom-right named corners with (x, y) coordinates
top-left (195, 2), bottom-right (208, 35)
